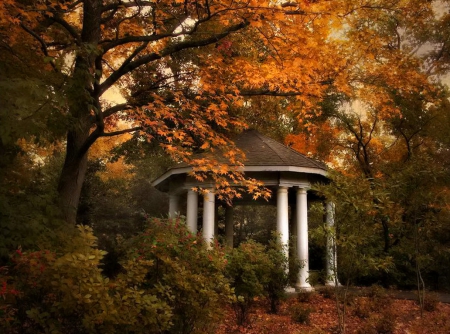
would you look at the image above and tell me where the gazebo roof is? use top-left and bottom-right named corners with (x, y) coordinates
top-left (152, 130), bottom-right (328, 192)
top-left (233, 130), bottom-right (326, 170)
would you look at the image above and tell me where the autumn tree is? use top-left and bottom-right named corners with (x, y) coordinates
top-left (1, 0), bottom-right (351, 224)
top-left (285, 1), bottom-right (450, 289)
top-left (3, 0), bottom-right (447, 228)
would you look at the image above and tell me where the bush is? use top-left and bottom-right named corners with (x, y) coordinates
top-left (368, 285), bottom-right (387, 299)
top-left (265, 237), bottom-right (290, 313)
top-left (124, 217), bottom-right (232, 334)
top-left (0, 219), bottom-right (232, 334)
top-left (225, 240), bottom-right (270, 325)
top-left (356, 309), bottom-right (396, 334)
top-left (290, 304), bottom-right (313, 324)
top-left (0, 225), bottom-right (172, 334)
top-left (225, 239), bottom-right (289, 324)
top-left (307, 270), bottom-right (320, 286)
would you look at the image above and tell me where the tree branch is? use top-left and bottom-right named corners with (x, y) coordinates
top-left (76, 125), bottom-right (143, 161)
top-left (20, 23), bottom-right (57, 71)
top-left (98, 21), bottom-right (249, 96)
top-left (101, 103), bottom-right (134, 119)
top-left (240, 89), bottom-right (310, 97)
top-left (100, 127), bottom-right (143, 137)
top-left (239, 79), bottom-right (333, 97)
top-left (102, 1), bottom-right (156, 13)
top-left (50, 15), bottom-right (81, 44)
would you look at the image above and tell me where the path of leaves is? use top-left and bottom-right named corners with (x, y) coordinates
top-left (216, 293), bottom-right (450, 334)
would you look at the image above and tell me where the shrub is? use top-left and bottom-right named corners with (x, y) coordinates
top-left (368, 285), bottom-right (387, 299)
top-left (1, 225), bottom-right (172, 334)
top-left (124, 217), bottom-right (232, 334)
top-left (225, 240), bottom-right (271, 325)
top-left (341, 289), bottom-right (356, 306)
top-left (307, 270), bottom-right (320, 287)
top-left (290, 304), bottom-right (313, 324)
top-left (0, 219), bottom-right (232, 334)
top-left (356, 309), bottom-right (396, 334)
top-left (225, 239), bottom-right (289, 324)
top-left (265, 237), bottom-right (290, 314)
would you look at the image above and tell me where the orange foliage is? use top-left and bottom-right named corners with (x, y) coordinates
top-left (1, 0), bottom-right (443, 210)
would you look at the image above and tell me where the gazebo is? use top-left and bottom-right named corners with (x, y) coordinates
top-left (152, 130), bottom-right (338, 290)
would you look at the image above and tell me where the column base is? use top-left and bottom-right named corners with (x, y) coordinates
top-left (325, 280), bottom-right (341, 287)
top-left (295, 283), bottom-right (314, 292)
top-left (285, 286), bottom-right (297, 294)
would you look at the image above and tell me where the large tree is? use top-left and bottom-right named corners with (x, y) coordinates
top-left (1, 0), bottom-right (347, 223)
top-left (2, 0), bottom-right (443, 225)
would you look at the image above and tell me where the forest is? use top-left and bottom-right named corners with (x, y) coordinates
top-left (1, 0), bottom-right (450, 333)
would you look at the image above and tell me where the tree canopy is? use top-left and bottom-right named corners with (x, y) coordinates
top-left (3, 0), bottom-right (443, 224)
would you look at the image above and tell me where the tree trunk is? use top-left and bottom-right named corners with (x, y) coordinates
top-left (57, 130), bottom-right (90, 224)
top-left (57, 0), bottom-right (102, 224)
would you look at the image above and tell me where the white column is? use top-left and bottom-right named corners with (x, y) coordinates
top-left (168, 194), bottom-right (180, 219)
top-left (202, 189), bottom-right (215, 246)
top-left (291, 205), bottom-right (298, 253)
top-left (225, 206), bottom-right (234, 248)
top-left (277, 187), bottom-right (289, 260)
top-left (325, 201), bottom-right (339, 286)
top-left (186, 189), bottom-right (198, 233)
top-left (296, 187), bottom-right (313, 291)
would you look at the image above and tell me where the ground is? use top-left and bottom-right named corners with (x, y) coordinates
top-left (216, 289), bottom-right (450, 334)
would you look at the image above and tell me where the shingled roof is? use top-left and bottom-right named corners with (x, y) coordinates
top-left (234, 130), bottom-right (326, 170)
top-left (152, 129), bottom-right (327, 190)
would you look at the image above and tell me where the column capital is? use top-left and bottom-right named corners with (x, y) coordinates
top-left (296, 185), bottom-right (310, 192)
top-left (278, 185), bottom-right (289, 191)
